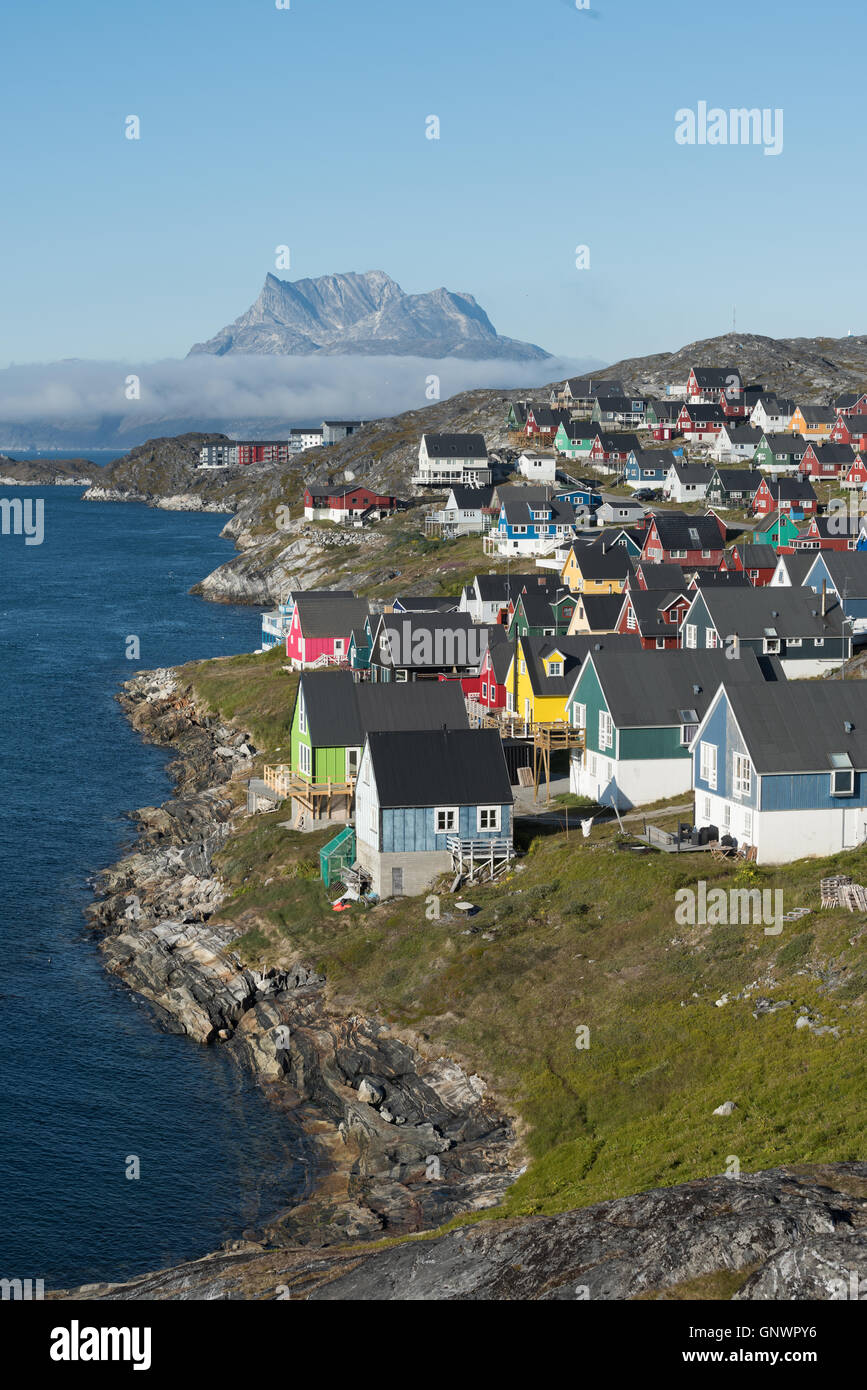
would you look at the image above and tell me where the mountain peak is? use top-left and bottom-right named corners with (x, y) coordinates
top-left (188, 270), bottom-right (550, 361)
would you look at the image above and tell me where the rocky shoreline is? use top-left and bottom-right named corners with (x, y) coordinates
top-left (78, 667), bottom-right (517, 1270)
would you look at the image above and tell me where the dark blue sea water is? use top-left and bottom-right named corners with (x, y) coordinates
top-left (0, 488), bottom-right (304, 1288)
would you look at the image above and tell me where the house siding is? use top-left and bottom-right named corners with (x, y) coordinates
top-left (382, 804), bottom-right (511, 854)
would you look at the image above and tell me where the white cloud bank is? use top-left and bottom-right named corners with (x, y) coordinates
top-left (0, 354), bottom-right (602, 442)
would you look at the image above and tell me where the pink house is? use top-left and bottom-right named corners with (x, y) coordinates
top-left (285, 593), bottom-right (370, 669)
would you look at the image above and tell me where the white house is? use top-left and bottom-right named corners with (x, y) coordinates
top-left (711, 424), bottom-right (762, 463)
top-left (663, 462), bottom-right (714, 504)
top-left (750, 396), bottom-right (795, 434)
top-left (414, 433), bottom-right (490, 487)
top-left (425, 485), bottom-right (494, 538)
top-left (517, 452), bottom-right (557, 484)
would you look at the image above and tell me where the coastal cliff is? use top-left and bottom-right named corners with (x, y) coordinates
top-left (85, 669), bottom-right (516, 1253)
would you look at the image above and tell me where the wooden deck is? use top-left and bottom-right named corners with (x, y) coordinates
top-left (263, 765), bottom-right (355, 824)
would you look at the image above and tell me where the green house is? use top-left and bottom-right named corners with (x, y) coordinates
top-left (753, 509), bottom-right (800, 548)
top-left (566, 647), bottom-right (779, 811)
top-left (554, 420), bottom-right (598, 459)
top-left (287, 670), bottom-right (469, 824)
top-left (507, 589), bottom-right (575, 640)
top-left (752, 432), bottom-right (804, 472)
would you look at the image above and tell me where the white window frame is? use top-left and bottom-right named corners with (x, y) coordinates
top-left (685, 623), bottom-right (697, 649)
top-left (435, 806), bottom-right (458, 833)
top-left (574, 701), bottom-right (587, 730)
top-left (831, 768), bottom-right (855, 797)
top-left (477, 806), bottom-right (501, 832)
top-left (298, 741), bottom-right (312, 776)
top-left (298, 691), bottom-right (307, 735)
top-left (599, 710), bottom-right (613, 751)
top-left (732, 752), bottom-right (752, 799)
top-left (700, 740), bottom-right (717, 790)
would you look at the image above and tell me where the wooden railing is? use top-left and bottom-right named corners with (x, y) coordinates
top-left (263, 765), bottom-right (356, 812)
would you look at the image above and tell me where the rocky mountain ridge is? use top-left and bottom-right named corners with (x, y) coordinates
top-left (188, 270), bottom-right (551, 360)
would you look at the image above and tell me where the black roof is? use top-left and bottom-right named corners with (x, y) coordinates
top-left (366, 728), bottom-right (513, 808)
top-left (422, 432), bottom-right (488, 458)
top-left (585, 647), bottom-right (781, 728)
top-left (690, 367), bottom-right (743, 388)
top-left (692, 587), bottom-right (846, 639)
top-left (758, 432), bottom-right (806, 455)
top-left (473, 571), bottom-right (542, 601)
top-left (596, 432), bottom-right (641, 452)
top-left (766, 476), bottom-right (817, 501)
top-left (575, 593), bottom-right (624, 628)
top-left (636, 562), bottom-right (686, 589)
top-left (447, 485), bottom-right (495, 509)
top-left (295, 593), bottom-right (370, 637)
top-left (393, 596), bottom-right (461, 613)
top-left (732, 544), bottom-right (779, 569)
top-left (723, 682), bottom-right (867, 774)
top-left (521, 632), bottom-right (641, 696)
top-left (690, 570), bottom-right (751, 588)
top-left (805, 550), bottom-right (867, 597)
top-left (711, 468), bottom-right (763, 490)
top-left (650, 512), bottom-right (725, 549)
top-left (297, 671), bottom-right (469, 746)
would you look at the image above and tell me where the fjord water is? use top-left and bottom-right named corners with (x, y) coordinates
top-left (0, 488), bottom-right (303, 1287)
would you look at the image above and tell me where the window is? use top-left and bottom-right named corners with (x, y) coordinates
top-left (831, 768), bottom-right (855, 796)
top-left (702, 796), bottom-right (711, 820)
top-left (574, 702), bottom-right (587, 729)
top-left (685, 623), bottom-right (697, 649)
top-left (346, 746), bottom-right (360, 777)
top-left (298, 692), bottom-right (307, 735)
top-left (477, 806), bottom-right (501, 832)
top-left (481, 682), bottom-right (488, 700)
top-left (743, 809), bottom-right (753, 842)
top-left (588, 753), bottom-right (597, 776)
top-left (298, 741), bottom-right (311, 776)
top-left (547, 660), bottom-right (563, 676)
top-left (700, 741), bottom-right (717, 789)
top-left (763, 637), bottom-right (781, 654)
top-left (435, 807), bottom-right (458, 833)
top-left (334, 638), bottom-right (344, 653)
top-left (706, 628), bottom-right (718, 649)
top-left (395, 669), bottom-right (408, 682)
top-left (815, 637), bottom-right (824, 647)
top-left (787, 637), bottom-right (802, 647)
top-left (732, 753), bottom-right (752, 799)
top-left (680, 724), bottom-right (698, 746)
top-left (656, 637), bottom-right (666, 649)
top-left (369, 803), bottom-right (377, 834)
top-left (599, 710), bottom-right (613, 750)
top-left (722, 802), bottom-right (731, 828)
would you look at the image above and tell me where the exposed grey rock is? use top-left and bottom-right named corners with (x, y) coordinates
top-left (713, 1101), bottom-right (737, 1116)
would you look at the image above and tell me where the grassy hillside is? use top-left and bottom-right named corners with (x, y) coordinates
top-left (180, 650), bottom-right (867, 1221)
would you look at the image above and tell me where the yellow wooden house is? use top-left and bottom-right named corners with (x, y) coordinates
top-left (789, 405), bottom-right (835, 441)
top-left (560, 544), bottom-right (633, 596)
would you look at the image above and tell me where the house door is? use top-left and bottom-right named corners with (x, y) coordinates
top-left (391, 867), bottom-right (404, 896)
top-left (346, 747), bottom-right (360, 779)
top-left (843, 808), bottom-right (867, 849)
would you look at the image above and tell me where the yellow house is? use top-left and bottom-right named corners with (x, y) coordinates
top-left (560, 543), bottom-right (632, 596)
top-left (567, 592), bottom-right (623, 636)
top-left (503, 635), bottom-right (585, 724)
top-left (789, 405), bottom-right (835, 440)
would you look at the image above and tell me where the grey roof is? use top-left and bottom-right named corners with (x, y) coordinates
top-left (423, 432), bottom-right (488, 458)
top-left (447, 485), bottom-right (495, 509)
top-left (732, 544), bottom-right (779, 570)
top-left (595, 432), bottom-right (641, 453)
top-left (758, 433), bottom-right (806, 455)
top-left (374, 613), bottom-right (501, 669)
top-left (796, 405), bottom-right (836, 423)
top-left (521, 633), bottom-right (641, 697)
top-left (682, 403), bottom-right (727, 422)
top-left (489, 639), bottom-right (516, 684)
top-left (593, 395), bottom-right (647, 412)
top-left (473, 571), bottom-right (541, 602)
top-left (711, 468), bottom-right (763, 491)
top-left (720, 425), bottom-right (762, 443)
top-left (636, 562), bottom-right (686, 589)
top-left (565, 377), bottom-right (624, 397)
top-left (690, 570), bottom-right (751, 588)
top-left (621, 589), bottom-right (686, 638)
top-left (724, 682), bottom-right (867, 774)
top-left (295, 593), bottom-right (370, 637)
top-left (585, 647), bottom-right (782, 729)
top-left (367, 728), bottom-right (513, 808)
top-left (670, 463), bottom-right (715, 484)
top-left (629, 447), bottom-right (677, 467)
top-left (393, 596), bottom-right (461, 613)
top-left (297, 671), bottom-right (469, 746)
top-left (574, 594), bottom-right (624, 628)
top-left (690, 367), bottom-right (742, 388)
top-left (773, 553), bottom-right (813, 585)
top-left (502, 496), bottom-right (575, 526)
top-left (805, 550), bottom-right (867, 598)
top-left (694, 587), bottom-right (846, 639)
top-left (649, 512), bottom-right (725, 550)
top-left (766, 476), bottom-right (817, 501)
top-left (803, 442), bottom-right (855, 464)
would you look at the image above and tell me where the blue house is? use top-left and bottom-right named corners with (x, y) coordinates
top-left (692, 680), bottom-right (867, 864)
top-left (354, 728), bottom-right (514, 897)
top-left (555, 483), bottom-right (603, 510)
top-left (679, 587), bottom-right (851, 676)
top-left (803, 552), bottom-right (867, 635)
top-left (624, 448), bottom-right (674, 490)
top-left (488, 494), bottom-right (579, 556)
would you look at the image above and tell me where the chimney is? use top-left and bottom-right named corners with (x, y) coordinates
top-left (821, 579), bottom-right (827, 617)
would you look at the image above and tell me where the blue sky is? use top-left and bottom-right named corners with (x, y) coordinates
top-left (1, 0), bottom-right (864, 369)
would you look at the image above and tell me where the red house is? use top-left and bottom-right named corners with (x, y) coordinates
top-left (752, 476), bottom-right (817, 517)
top-left (717, 387), bottom-right (747, 418)
top-left (676, 402), bottom-right (727, 442)
top-left (687, 367), bottom-right (742, 402)
top-left (793, 516), bottom-right (856, 553)
top-left (285, 593), bottom-right (370, 669)
top-left (829, 414), bottom-right (867, 449)
top-left (798, 442), bottom-right (853, 479)
top-left (641, 512), bottom-right (726, 567)
top-left (728, 543), bottom-right (777, 586)
top-left (615, 589), bottom-right (690, 649)
top-left (589, 432), bottom-right (640, 466)
top-left (842, 454), bottom-right (867, 488)
top-left (303, 484), bottom-right (401, 522)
